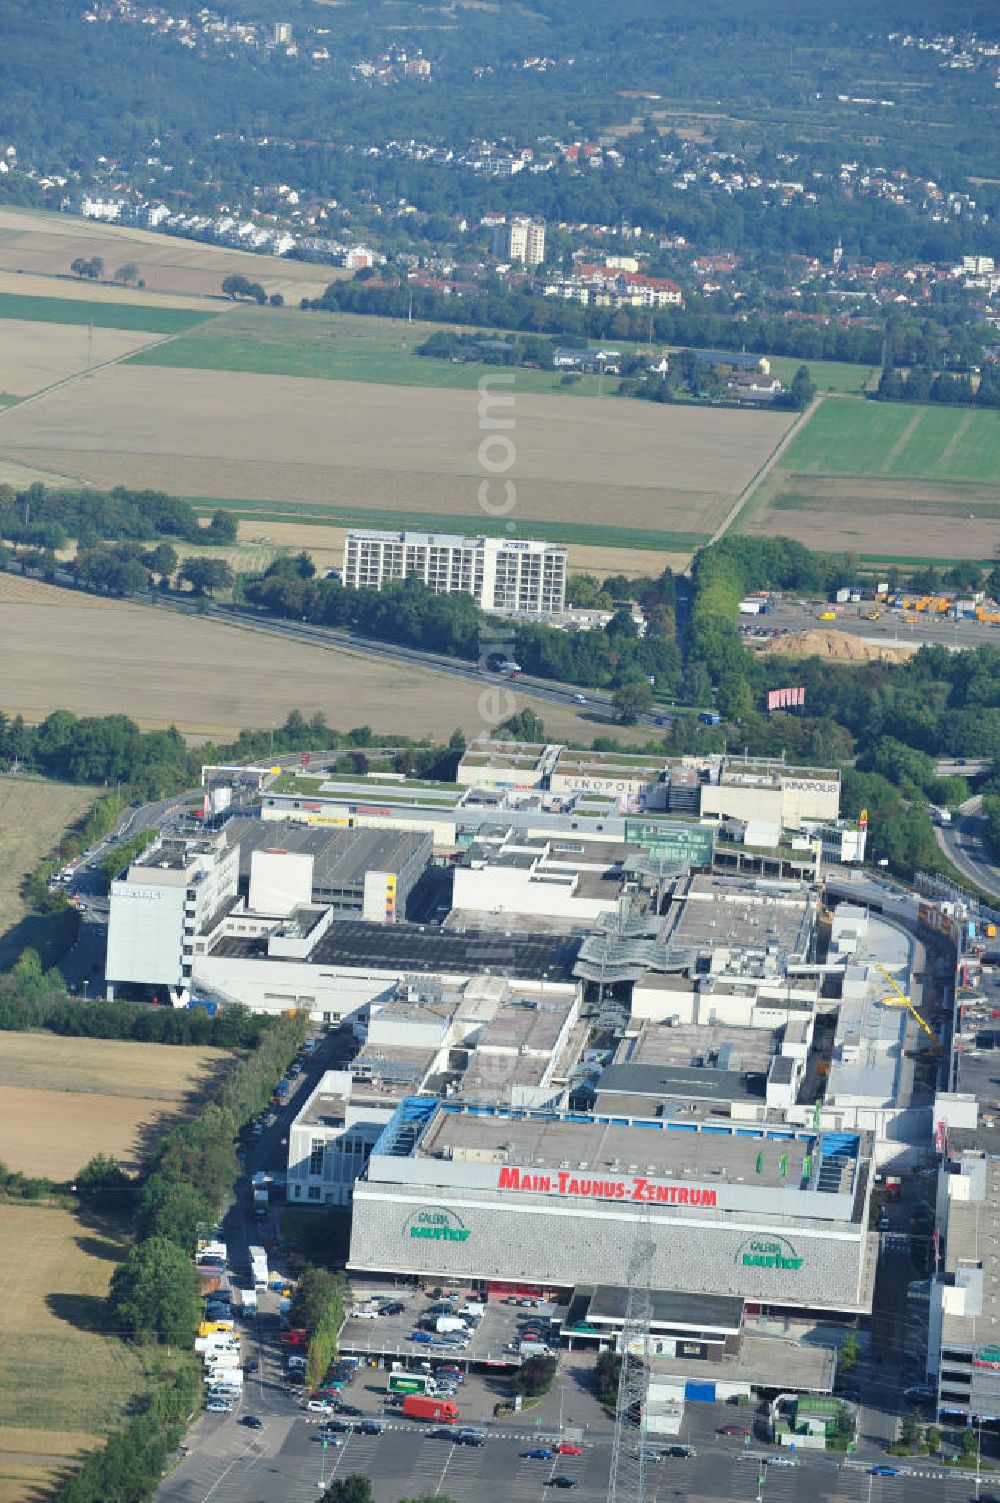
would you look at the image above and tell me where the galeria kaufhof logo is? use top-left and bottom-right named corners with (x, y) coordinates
top-left (404, 1207), bottom-right (471, 1243)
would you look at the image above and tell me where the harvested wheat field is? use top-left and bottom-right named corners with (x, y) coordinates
top-left (0, 1204), bottom-right (145, 1460)
top-left (0, 574), bottom-right (121, 607)
top-left (0, 1032), bottom-right (232, 1101)
top-left (762, 628), bottom-right (918, 663)
top-left (0, 205), bottom-right (347, 304)
top-left (0, 268), bottom-right (210, 310)
top-left (0, 1035), bottom-right (232, 1177)
top-left (0, 775), bottom-right (95, 963)
top-left (237, 518), bottom-right (691, 579)
top-left (0, 318), bottom-right (162, 398)
top-left (0, 364), bottom-right (791, 537)
top-left (0, 583), bottom-right (624, 742)
top-left (0, 1426), bottom-right (101, 1503)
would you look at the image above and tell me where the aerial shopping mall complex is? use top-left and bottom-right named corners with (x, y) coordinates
top-left (102, 739), bottom-right (1000, 1415)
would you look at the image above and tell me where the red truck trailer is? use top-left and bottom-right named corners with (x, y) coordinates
top-left (402, 1394), bottom-right (459, 1424)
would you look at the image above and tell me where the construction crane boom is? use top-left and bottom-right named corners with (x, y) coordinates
top-left (875, 962), bottom-right (939, 1048)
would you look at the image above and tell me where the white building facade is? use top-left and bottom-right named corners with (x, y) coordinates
top-left (342, 530), bottom-right (567, 616)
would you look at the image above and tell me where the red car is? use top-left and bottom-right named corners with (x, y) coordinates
top-left (555, 1443), bottom-right (583, 1456)
top-left (717, 1425), bottom-right (750, 1438)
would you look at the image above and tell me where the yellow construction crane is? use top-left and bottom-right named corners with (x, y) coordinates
top-left (876, 962), bottom-right (940, 1050)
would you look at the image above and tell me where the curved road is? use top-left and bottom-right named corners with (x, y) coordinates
top-left (934, 795), bottom-right (1000, 901)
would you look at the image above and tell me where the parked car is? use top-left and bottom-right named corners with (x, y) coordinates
top-left (663, 1445), bottom-right (694, 1458)
top-left (547, 1479), bottom-right (578, 1490)
top-left (411, 1332), bottom-right (434, 1344)
top-left (352, 1307), bottom-right (379, 1320)
top-left (555, 1443), bottom-right (583, 1455)
top-left (206, 1400), bottom-right (232, 1414)
top-left (379, 1302), bottom-right (405, 1316)
top-left (315, 1433), bottom-right (344, 1446)
top-left (718, 1425), bottom-right (750, 1438)
top-left (870, 1466), bottom-right (901, 1477)
top-left (245, 1358), bottom-right (259, 1373)
top-left (454, 1428), bottom-right (486, 1446)
top-left (307, 1400), bottom-right (333, 1413)
top-left (241, 1415), bottom-right (263, 1429)
top-left (521, 1449), bottom-right (555, 1460)
top-left (767, 1457), bottom-right (797, 1468)
top-left (334, 1403), bottom-right (362, 1418)
top-left (357, 1419), bottom-right (384, 1436)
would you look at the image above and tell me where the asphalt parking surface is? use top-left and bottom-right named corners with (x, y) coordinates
top-left (340, 1288), bottom-right (559, 1369)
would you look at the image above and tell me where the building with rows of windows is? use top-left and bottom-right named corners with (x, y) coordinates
top-left (342, 529), bottom-right (567, 616)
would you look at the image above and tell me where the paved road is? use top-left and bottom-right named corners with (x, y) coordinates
top-left (147, 596), bottom-right (680, 732)
top-left (158, 1410), bottom-right (992, 1503)
top-left (57, 789), bottom-right (204, 995)
top-left (935, 798), bottom-right (1000, 902)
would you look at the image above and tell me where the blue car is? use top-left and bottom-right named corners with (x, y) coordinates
top-left (870, 1466), bottom-right (901, 1477)
top-left (521, 1449), bottom-right (555, 1460)
top-left (410, 1331), bottom-right (433, 1344)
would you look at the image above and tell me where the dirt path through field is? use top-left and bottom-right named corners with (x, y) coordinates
top-left (710, 394), bottom-right (821, 544)
top-left (879, 407), bottom-right (925, 471)
top-left (938, 409), bottom-right (975, 467)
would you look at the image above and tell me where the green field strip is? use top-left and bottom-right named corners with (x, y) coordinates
top-left (857, 552), bottom-right (1000, 567)
top-left (777, 396), bottom-right (1000, 484)
top-left (187, 498), bottom-right (706, 553)
top-left (0, 291), bottom-right (210, 334)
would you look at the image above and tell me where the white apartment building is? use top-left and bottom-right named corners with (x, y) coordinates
top-left (342, 530), bottom-right (567, 615)
top-left (492, 217), bottom-right (546, 266)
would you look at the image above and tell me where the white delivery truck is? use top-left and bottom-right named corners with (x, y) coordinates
top-left (241, 1288), bottom-right (258, 1317)
top-left (436, 1316), bottom-right (468, 1334)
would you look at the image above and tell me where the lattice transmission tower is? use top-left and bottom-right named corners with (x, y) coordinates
top-left (607, 1230), bottom-right (655, 1503)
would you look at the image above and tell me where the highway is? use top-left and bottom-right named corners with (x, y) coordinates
top-left (8, 560), bottom-right (679, 732)
top-left (143, 594), bottom-right (678, 733)
top-left (935, 797), bottom-right (1000, 902)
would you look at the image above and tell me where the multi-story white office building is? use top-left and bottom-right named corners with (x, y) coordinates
top-left (492, 217), bottom-right (546, 266)
top-left (105, 831), bottom-right (240, 1001)
top-left (342, 530), bottom-right (567, 616)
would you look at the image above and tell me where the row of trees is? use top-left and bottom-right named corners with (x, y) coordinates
top-left (69, 256), bottom-right (141, 285)
top-left (62, 1007), bottom-right (304, 1500)
top-left (245, 558), bottom-right (683, 698)
top-left (0, 956), bottom-right (273, 1047)
top-left (287, 1266), bottom-right (350, 1389)
top-left (72, 541), bottom-right (234, 597)
top-left (0, 483), bottom-right (235, 551)
top-left (0, 705), bottom-right (475, 801)
top-left (106, 1008), bottom-right (305, 1343)
top-left (304, 277), bottom-right (887, 368)
top-left (877, 365), bottom-right (1000, 408)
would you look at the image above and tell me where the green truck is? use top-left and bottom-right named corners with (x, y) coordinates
top-left (389, 1372), bottom-right (436, 1396)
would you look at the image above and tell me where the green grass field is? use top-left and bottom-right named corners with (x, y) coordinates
top-left (766, 355), bottom-right (877, 394)
top-left (190, 496), bottom-right (708, 554)
top-left (129, 305), bottom-right (879, 403)
top-left (0, 291), bottom-right (208, 335)
top-left (779, 397), bottom-right (1000, 482)
top-left (129, 307), bottom-right (612, 396)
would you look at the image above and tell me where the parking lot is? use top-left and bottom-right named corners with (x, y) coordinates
top-left (339, 1287), bottom-right (563, 1370)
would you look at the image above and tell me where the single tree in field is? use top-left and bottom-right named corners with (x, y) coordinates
top-left (612, 678), bottom-right (653, 724)
top-left (178, 557), bottom-right (234, 596)
top-left (114, 261), bottom-right (140, 285)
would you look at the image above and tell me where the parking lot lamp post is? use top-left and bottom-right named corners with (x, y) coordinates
top-left (559, 1385), bottom-right (566, 1432)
